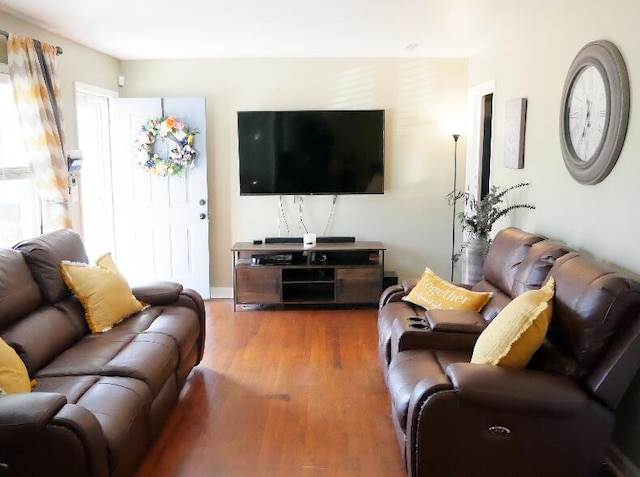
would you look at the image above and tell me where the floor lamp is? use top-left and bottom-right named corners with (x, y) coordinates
top-left (450, 134), bottom-right (460, 282)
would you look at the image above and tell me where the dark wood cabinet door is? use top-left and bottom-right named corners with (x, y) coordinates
top-left (235, 267), bottom-right (281, 304)
top-left (335, 268), bottom-right (381, 304)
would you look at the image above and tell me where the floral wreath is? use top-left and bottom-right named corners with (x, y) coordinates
top-left (134, 117), bottom-right (199, 177)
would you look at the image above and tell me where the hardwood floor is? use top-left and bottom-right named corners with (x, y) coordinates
top-left (135, 300), bottom-right (407, 477)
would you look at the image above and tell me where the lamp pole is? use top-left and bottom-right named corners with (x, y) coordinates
top-left (451, 134), bottom-right (460, 282)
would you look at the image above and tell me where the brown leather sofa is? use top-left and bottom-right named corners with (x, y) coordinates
top-left (378, 227), bottom-right (640, 476)
top-left (0, 229), bottom-right (206, 477)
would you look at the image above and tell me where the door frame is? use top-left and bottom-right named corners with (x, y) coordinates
top-left (465, 80), bottom-right (496, 202)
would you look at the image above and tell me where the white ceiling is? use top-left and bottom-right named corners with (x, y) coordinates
top-left (0, 0), bottom-right (556, 60)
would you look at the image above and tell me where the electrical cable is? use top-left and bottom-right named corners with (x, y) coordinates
top-left (278, 195), bottom-right (290, 236)
top-left (323, 195), bottom-right (338, 236)
top-left (297, 195), bottom-right (309, 233)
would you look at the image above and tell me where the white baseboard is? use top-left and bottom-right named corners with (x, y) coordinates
top-left (210, 287), bottom-right (233, 299)
top-left (608, 444), bottom-right (640, 476)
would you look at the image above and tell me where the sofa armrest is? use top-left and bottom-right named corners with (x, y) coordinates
top-left (132, 281), bottom-right (183, 306)
top-left (446, 363), bottom-right (589, 418)
top-left (390, 315), bottom-right (480, 357)
top-left (0, 392), bottom-right (67, 448)
top-left (0, 393), bottom-right (108, 477)
top-left (425, 309), bottom-right (486, 334)
top-left (379, 284), bottom-right (405, 307)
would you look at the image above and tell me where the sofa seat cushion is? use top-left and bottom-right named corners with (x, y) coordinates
top-left (34, 375), bottom-right (101, 402)
top-left (387, 349), bottom-right (469, 430)
top-left (142, 306), bottom-right (200, 363)
top-left (36, 332), bottom-right (179, 396)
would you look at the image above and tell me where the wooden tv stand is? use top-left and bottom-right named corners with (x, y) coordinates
top-left (231, 241), bottom-right (385, 309)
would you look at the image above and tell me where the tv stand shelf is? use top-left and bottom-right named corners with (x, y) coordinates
top-left (231, 241), bottom-right (386, 309)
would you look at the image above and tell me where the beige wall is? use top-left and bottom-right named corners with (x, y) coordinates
top-left (120, 58), bottom-right (469, 293)
top-left (468, 0), bottom-right (640, 467)
top-left (0, 11), bottom-right (120, 149)
top-left (469, 0), bottom-right (640, 274)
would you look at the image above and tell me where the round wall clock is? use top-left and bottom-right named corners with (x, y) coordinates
top-left (559, 40), bottom-right (630, 185)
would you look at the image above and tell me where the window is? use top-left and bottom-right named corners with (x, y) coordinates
top-left (0, 69), bottom-right (40, 247)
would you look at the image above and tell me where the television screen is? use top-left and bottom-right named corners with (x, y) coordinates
top-left (237, 110), bottom-right (384, 195)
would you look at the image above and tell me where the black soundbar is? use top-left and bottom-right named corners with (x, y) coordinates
top-left (264, 236), bottom-right (356, 244)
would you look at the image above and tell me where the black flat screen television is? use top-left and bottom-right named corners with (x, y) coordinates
top-left (237, 109), bottom-right (384, 195)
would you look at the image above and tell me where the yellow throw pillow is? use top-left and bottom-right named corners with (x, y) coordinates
top-left (0, 337), bottom-right (31, 393)
top-left (402, 267), bottom-right (492, 311)
top-left (471, 277), bottom-right (555, 368)
top-left (95, 253), bottom-right (127, 281)
top-left (60, 260), bottom-right (146, 333)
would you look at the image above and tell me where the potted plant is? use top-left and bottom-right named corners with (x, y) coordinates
top-left (447, 182), bottom-right (536, 284)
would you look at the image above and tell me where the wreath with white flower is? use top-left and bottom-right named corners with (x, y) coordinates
top-left (134, 117), bottom-right (199, 177)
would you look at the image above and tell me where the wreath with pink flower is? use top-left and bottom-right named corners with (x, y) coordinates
top-left (134, 117), bottom-right (199, 177)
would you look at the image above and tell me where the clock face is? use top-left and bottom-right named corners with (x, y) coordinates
top-left (567, 66), bottom-right (608, 162)
top-left (559, 40), bottom-right (630, 185)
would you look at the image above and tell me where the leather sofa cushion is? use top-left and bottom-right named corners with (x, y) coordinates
top-left (546, 252), bottom-right (640, 375)
top-left (36, 332), bottom-right (178, 396)
top-left (472, 281), bottom-right (512, 322)
top-left (2, 303), bottom-right (86, 375)
top-left (481, 227), bottom-right (545, 297)
top-left (511, 240), bottom-right (571, 296)
top-left (387, 349), bottom-right (469, 430)
top-left (0, 249), bottom-right (41, 329)
top-left (14, 229), bottom-right (89, 304)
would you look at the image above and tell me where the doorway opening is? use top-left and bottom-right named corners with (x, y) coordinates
top-left (74, 83), bottom-right (117, 260)
top-left (480, 93), bottom-right (493, 199)
top-left (465, 80), bottom-right (495, 203)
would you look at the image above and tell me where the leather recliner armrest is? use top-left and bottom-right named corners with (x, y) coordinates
top-left (0, 392), bottom-right (67, 450)
top-left (425, 309), bottom-right (486, 334)
top-left (379, 284), bottom-right (407, 306)
top-left (132, 281), bottom-right (184, 306)
top-left (0, 393), bottom-right (108, 477)
top-left (446, 363), bottom-right (589, 418)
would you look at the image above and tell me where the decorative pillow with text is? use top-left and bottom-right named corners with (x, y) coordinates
top-left (402, 268), bottom-right (492, 311)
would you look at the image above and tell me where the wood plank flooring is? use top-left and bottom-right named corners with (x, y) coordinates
top-left (135, 300), bottom-right (406, 477)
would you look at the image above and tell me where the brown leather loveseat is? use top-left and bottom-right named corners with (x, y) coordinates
top-left (0, 229), bottom-right (206, 477)
top-left (378, 227), bottom-right (640, 476)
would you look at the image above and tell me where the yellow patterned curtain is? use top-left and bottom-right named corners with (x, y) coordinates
top-left (7, 33), bottom-right (71, 231)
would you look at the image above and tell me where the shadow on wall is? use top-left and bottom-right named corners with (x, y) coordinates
top-left (330, 64), bottom-right (377, 110)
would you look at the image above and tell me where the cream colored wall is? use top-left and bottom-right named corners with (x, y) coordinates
top-left (469, 0), bottom-right (640, 275)
top-left (468, 0), bottom-right (640, 468)
top-left (120, 58), bottom-right (468, 293)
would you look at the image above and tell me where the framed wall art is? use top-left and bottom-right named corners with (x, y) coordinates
top-left (503, 97), bottom-right (527, 169)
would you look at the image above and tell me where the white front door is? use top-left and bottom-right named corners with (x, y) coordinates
top-left (111, 97), bottom-right (210, 298)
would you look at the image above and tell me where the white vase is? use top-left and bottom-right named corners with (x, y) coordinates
top-left (461, 236), bottom-right (490, 285)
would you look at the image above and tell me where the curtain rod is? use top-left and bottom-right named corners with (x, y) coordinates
top-left (0, 29), bottom-right (63, 55)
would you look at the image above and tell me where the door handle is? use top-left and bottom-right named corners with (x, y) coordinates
top-left (199, 213), bottom-right (207, 220)
top-left (199, 199), bottom-right (206, 206)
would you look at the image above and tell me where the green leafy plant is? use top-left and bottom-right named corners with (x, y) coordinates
top-left (447, 182), bottom-right (536, 260)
